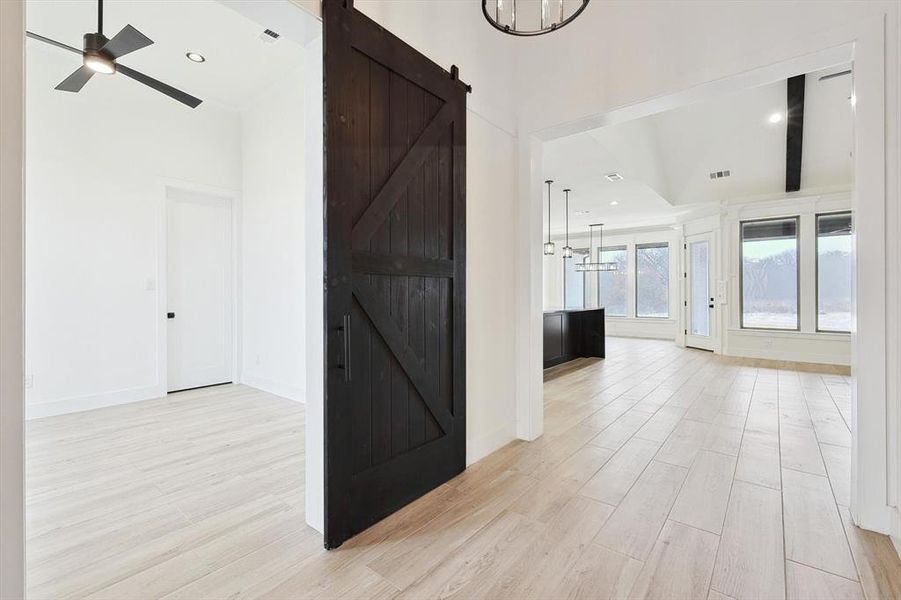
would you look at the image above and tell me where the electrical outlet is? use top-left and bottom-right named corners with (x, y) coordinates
top-left (24, 374), bottom-right (33, 389)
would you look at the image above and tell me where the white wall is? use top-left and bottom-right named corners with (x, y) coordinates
top-left (24, 44), bottom-right (243, 419)
top-left (239, 67), bottom-right (306, 402)
top-left (302, 34), bottom-right (324, 534)
top-left (466, 112), bottom-right (518, 461)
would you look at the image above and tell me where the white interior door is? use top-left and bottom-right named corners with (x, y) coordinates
top-left (166, 186), bottom-right (233, 392)
top-left (685, 233), bottom-right (715, 351)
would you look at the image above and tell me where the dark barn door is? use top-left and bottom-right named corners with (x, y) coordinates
top-left (323, 0), bottom-right (468, 549)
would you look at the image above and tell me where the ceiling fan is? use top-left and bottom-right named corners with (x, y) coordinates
top-left (26, 0), bottom-right (202, 108)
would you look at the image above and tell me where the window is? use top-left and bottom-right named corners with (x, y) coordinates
top-left (564, 249), bottom-right (590, 309)
top-left (816, 212), bottom-right (852, 332)
top-left (598, 246), bottom-right (627, 316)
top-left (636, 243), bottom-right (669, 318)
top-left (741, 217), bottom-right (799, 330)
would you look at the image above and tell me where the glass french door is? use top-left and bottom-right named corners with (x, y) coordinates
top-left (685, 233), bottom-right (715, 350)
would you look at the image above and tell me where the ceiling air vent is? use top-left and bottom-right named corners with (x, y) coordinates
top-left (709, 169), bottom-right (731, 180)
top-left (605, 172), bottom-right (623, 182)
top-left (260, 29), bottom-right (281, 44)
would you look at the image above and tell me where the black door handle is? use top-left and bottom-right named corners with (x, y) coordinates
top-left (337, 313), bottom-right (351, 382)
top-left (167, 312), bottom-right (175, 319)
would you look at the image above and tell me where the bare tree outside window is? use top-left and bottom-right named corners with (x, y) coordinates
top-left (817, 212), bottom-right (852, 332)
top-left (598, 246), bottom-right (627, 316)
top-left (741, 217), bottom-right (799, 329)
top-left (636, 243), bottom-right (669, 318)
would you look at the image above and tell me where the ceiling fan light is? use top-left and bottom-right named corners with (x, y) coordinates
top-left (84, 53), bottom-right (115, 74)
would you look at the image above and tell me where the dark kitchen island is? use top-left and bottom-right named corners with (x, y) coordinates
top-left (543, 307), bottom-right (606, 369)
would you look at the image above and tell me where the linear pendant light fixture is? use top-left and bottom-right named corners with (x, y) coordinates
top-left (544, 180), bottom-right (555, 255)
top-left (575, 223), bottom-right (617, 272)
top-left (562, 188), bottom-right (573, 258)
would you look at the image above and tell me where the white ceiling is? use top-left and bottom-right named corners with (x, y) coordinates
top-left (543, 66), bottom-right (853, 233)
top-left (25, 0), bottom-right (318, 111)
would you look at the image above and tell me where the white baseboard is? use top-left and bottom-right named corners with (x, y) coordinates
top-left (722, 346), bottom-right (850, 366)
top-left (467, 421), bottom-right (516, 466)
top-left (26, 384), bottom-right (165, 420)
top-left (608, 332), bottom-right (677, 341)
top-left (240, 373), bottom-right (304, 403)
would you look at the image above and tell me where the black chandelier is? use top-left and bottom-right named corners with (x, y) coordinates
top-left (575, 223), bottom-right (617, 272)
top-left (482, 0), bottom-right (590, 37)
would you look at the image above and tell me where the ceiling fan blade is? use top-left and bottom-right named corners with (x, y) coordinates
top-left (55, 65), bottom-right (95, 93)
top-left (101, 24), bottom-right (153, 59)
top-left (116, 63), bottom-right (202, 108)
top-left (26, 31), bottom-right (83, 55)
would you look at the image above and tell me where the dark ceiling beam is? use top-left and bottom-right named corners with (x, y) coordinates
top-left (785, 74), bottom-right (805, 192)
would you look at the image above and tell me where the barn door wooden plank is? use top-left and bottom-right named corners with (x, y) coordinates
top-left (352, 278), bottom-right (453, 434)
top-left (388, 70), bottom-right (411, 459)
top-left (351, 102), bottom-right (453, 248)
top-left (349, 48), bottom-right (373, 475)
top-left (368, 58), bottom-right (393, 467)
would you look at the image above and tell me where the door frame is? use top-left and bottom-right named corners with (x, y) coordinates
top-left (157, 178), bottom-right (240, 394)
top-left (683, 232), bottom-right (716, 351)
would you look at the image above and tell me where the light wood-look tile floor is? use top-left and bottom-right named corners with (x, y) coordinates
top-left (26, 338), bottom-right (901, 599)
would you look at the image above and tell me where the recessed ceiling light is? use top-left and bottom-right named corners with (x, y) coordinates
top-left (186, 52), bottom-right (206, 63)
top-left (609, 200), bottom-right (618, 206)
top-left (768, 112), bottom-right (783, 124)
top-left (605, 173), bottom-right (623, 182)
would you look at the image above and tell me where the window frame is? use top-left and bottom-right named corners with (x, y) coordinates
top-left (815, 211), bottom-right (853, 334)
top-left (739, 215), bottom-right (801, 331)
top-left (634, 242), bottom-right (670, 319)
top-left (597, 244), bottom-right (628, 317)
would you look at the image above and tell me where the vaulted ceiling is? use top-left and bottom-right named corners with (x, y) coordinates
top-left (543, 65), bottom-right (853, 233)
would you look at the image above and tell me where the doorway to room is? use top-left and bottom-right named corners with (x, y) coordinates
top-left (22, 0), bottom-right (322, 595)
top-left (165, 185), bottom-right (235, 392)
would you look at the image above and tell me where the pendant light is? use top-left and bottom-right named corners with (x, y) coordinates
top-left (575, 223), bottom-right (617, 272)
top-left (543, 180), bottom-right (555, 255)
top-left (483, 0), bottom-right (591, 37)
top-left (562, 188), bottom-right (573, 258)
